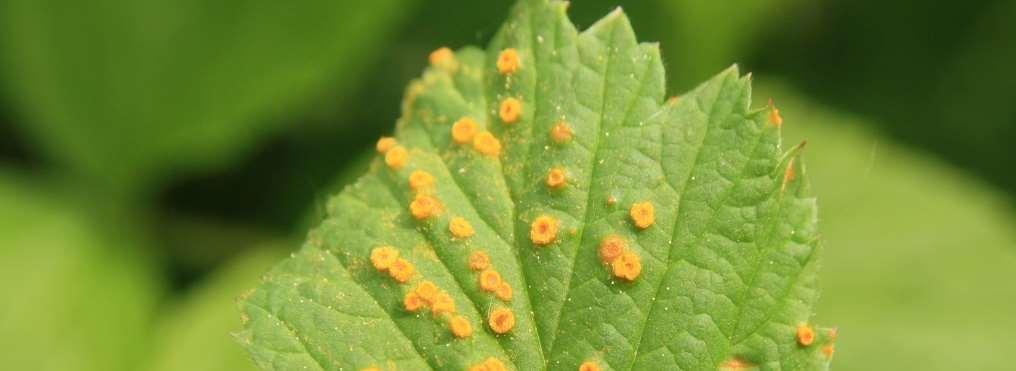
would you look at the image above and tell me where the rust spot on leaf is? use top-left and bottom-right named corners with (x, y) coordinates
top-left (468, 251), bottom-right (491, 271)
top-left (629, 201), bottom-right (655, 229)
top-left (473, 131), bottom-right (502, 157)
top-left (488, 308), bottom-right (515, 334)
top-left (496, 48), bottom-right (520, 75)
top-left (599, 235), bottom-right (626, 263)
top-left (797, 323), bottom-right (815, 346)
top-left (495, 282), bottom-right (513, 302)
top-left (550, 121), bottom-right (573, 143)
top-left (611, 251), bottom-right (642, 281)
top-left (431, 292), bottom-right (456, 316)
top-left (768, 98), bottom-right (783, 127)
top-left (546, 168), bottom-right (567, 189)
top-left (450, 315), bottom-right (473, 339)
top-left (370, 246), bottom-right (399, 271)
top-left (479, 269), bottom-right (503, 292)
top-left (410, 194), bottom-right (442, 220)
top-left (408, 170), bottom-right (435, 192)
top-left (384, 146), bottom-right (408, 170)
top-left (449, 216), bottom-right (475, 239)
top-left (375, 136), bottom-right (397, 154)
top-left (414, 280), bottom-right (439, 303)
top-left (388, 258), bottom-right (415, 283)
top-left (403, 291), bottom-right (424, 312)
top-left (429, 46), bottom-right (455, 67)
top-left (529, 215), bottom-right (559, 246)
top-left (499, 97), bottom-right (522, 124)
top-left (452, 117), bottom-right (479, 144)
top-left (579, 361), bottom-right (601, 371)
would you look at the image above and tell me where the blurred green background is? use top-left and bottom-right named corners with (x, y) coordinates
top-left (0, 0), bottom-right (1013, 370)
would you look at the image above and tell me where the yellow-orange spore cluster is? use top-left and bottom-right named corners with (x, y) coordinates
top-left (796, 323), bottom-right (815, 346)
top-left (384, 146), bottom-right (408, 170)
top-left (410, 194), bottom-right (442, 220)
top-left (473, 131), bottom-right (502, 157)
top-left (429, 46), bottom-right (455, 67)
top-left (550, 121), bottom-right (573, 144)
top-left (375, 136), bottom-right (397, 154)
top-left (479, 269), bottom-right (502, 292)
top-left (529, 215), bottom-right (559, 246)
top-left (408, 170), bottom-right (435, 192)
top-left (449, 216), bottom-right (475, 239)
top-left (404, 280), bottom-right (457, 316)
top-left (598, 235), bottom-right (626, 263)
top-left (468, 251), bottom-right (490, 271)
top-left (629, 201), bottom-right (655, 229)
top-left (388, 258), bottom-right (416, 283)
top-left (449, 315), bottom-right (473, 339)
top-left (598, 235), bottom-right (642, 281)
top-left (496, 48), bottom-right (520, 75)
top-left (770, 105), bottom-right (783, 127)
top-left (499, 98), bottom-right (522, 124)
top-left (546, 168), bottom-right (566, 189)
top-left (371, 246), bottom-right (415, 283)
top-left (452, 117), bottom-right (478, 144)
top-left (488, 307), bottom-right (515, 334)
top-left (579, 361), bottom-right (601, 371)
top-left (468, 357), bottom-right (507, 371)
top-left (494, 281), bottom-right (513, 301)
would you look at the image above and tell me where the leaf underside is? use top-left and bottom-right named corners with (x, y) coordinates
top-left (236, 1), bottom-right (833, 370)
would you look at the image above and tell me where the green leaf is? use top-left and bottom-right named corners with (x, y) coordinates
top-left (0, 0), bottom-right (413, 193)
top-left (150, 247), bottom-right (287, 371)
top-left (653, 0), bottom-right (799, 90)
top-left (759, 81), bottom-right (1016, 371)
top-left (0, 170), bottom-right (160, 371)
top-left (237, 1), bottom-right (832, 370)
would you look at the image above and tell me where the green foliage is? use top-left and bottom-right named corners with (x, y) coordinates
top-left (237, 1), bottom-right (832, 369)
top-left (0, 0), bottom-right (414, 194)
top-left (0, 171), bottom-right (160, 371)
top-left (150, 247), bottom-right (286, 371)
top-left (760, 82), bottom-right (1016, 370)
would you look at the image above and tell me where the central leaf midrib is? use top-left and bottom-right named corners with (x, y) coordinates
top-left (548, 40), bottom-right (663, 362)
top-left (625, 74), bottom-right (748, 370)
top-left (541, 18), bottom-right (619, 355)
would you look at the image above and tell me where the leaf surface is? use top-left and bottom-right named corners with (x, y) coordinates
top-left (238, 1), bottom-right (832, 370)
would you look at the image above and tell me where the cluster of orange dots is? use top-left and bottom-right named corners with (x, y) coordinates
top-left (796, 324), bottom-right (837, 359)
top-left (371, 246), bottom-right (475, 340)
top-left (447, 116), bottom-right (503, 157)
top-left (598, 235), bottom-right (642, 281)
top-left (579, 361), bottom-right (601, 371)
top-left (468, 357), bottom-right (507, 371)
top-left (370, 246), bottom-right (415, 283)
top-left (466, 249), bottom-right (515, 333)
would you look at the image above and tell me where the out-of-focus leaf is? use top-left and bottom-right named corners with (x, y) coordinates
top-left (654, 0), bottom-right (798, 90)
top-left (0, 170), bottom-right (161, 371)
top-left (0, 0), bottom-right (414, 194)
top-left (758, 81), bottom-right (1016, 370)
top-left (150, 247), bottom-right (286, 371)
